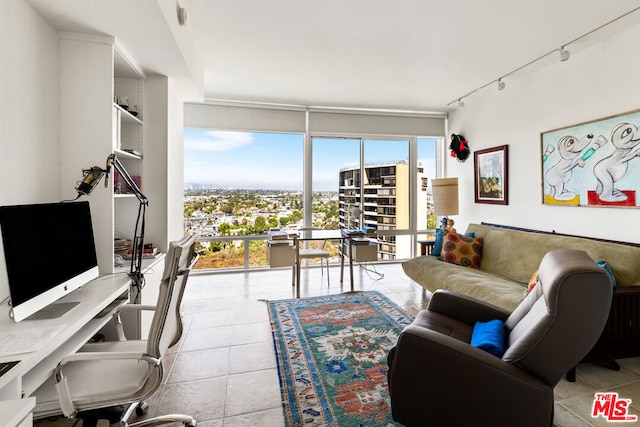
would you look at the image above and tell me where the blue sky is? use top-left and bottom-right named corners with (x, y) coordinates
top-left (184, 129), bottom-right (436, 191)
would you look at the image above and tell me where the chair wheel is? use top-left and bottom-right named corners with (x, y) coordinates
top-left (135, 401), bottom-right (149, 416)
top-left (185, 422), bottom-right (196, 427)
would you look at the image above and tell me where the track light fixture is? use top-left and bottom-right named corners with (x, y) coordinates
top-left (446, 6), bottom-right (640, 107)
top-left (178, 4), bottom-right (188, 26)
top-left (458, 99), bottom-right (464, 108)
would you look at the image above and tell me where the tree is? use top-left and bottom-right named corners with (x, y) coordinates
top-left (218, 222), bottom-right (231, 236)
top-left (254, 216), bottom-right (267, 233)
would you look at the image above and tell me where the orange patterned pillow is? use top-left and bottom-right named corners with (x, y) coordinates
top-left (440, 232), bottom-right (483, 268)
top-left (527, 270), bottom-right (539, 293)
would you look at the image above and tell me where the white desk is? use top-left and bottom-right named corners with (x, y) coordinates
top-left (0, 397), bottom-right (35, 426)
top-left (0, 273), bottom-right (131, 401)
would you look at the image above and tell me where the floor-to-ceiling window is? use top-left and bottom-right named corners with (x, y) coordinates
top-left (311, 136), bottom-right (436, 261)
top-left (363, 139), bottom-right (410, 259)
top-left (418, 137), bottom-right (438, 232)
top-left (183, 130), bottom-right (304, 269)
top-left (182, 103), bottom-right (445, 271)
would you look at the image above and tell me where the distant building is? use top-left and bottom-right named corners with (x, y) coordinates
top-left (339, 161), bottom-right (428, 259)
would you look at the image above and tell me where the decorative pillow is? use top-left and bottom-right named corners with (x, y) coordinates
top-left (430, 230), bottom-right (474, 258)
top-left (471, 319), bottom-right (505, 357)
top-left (527, 270), bottom-right (539, 293)
top-left (440, 232), bottom-right (483, 268)
top-left (596, 260), bottom-right (616, 287)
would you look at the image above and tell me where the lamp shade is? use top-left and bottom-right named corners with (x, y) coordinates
top-left (432, 178), bottom-right (459, 216)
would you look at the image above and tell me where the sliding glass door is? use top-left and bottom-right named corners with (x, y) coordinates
top-left (311, 136), bottom-right (431, 260)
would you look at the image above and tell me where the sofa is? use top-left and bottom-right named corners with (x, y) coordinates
top-left (403, 222), bottom-right (640, 311)
top-left (403, 222), bottom-right (640, 372)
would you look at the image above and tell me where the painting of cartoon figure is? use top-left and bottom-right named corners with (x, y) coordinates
top-left (544, 134), bottom-right (607, 201)
top-left (541, 109), bottom-right (640, 208)
top-left (594, 123), bottom-right (640, 202)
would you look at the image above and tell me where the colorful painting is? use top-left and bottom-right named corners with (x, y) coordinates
top-left (474, 145), bottom-right (509, 205)
top-left (541, 109), bottom-right (640, 207)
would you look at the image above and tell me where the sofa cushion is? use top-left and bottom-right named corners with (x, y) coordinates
top-left (402, 256), bottom-right (526, 311)
top-left (466, 223), bottom-right (640, 286)
top-left (441, 233), bottom-right (483, 268)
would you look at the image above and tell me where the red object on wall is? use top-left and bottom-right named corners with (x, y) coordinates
top-left (587, 190), bottom-right (636, 207)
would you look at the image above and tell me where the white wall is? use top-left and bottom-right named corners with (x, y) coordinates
top-left (144, 75), bottom-right (185, 249)
top-left (0, 1), bottom-right (60, 302)
top-left (167, 80), bottom-right (185, 242)
top-left (0, 0), bottom-right (60, 205)
top-left (448, 23), bottom-right (640, 244)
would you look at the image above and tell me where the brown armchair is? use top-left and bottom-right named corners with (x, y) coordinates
top-left (387, 248), bottom-right (613, 427)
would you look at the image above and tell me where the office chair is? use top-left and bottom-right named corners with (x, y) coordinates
top-left (33, 233), bottom-right (198, 427)
top-left (296, 227), bottom-right (331, 286)
top-left (387, 249), bottom-right (613, 427)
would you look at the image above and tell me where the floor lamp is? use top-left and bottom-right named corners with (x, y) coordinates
top-left (432, 178), bottom-right (459, 232)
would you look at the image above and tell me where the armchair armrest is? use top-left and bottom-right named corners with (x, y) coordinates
top-left (116, 304), bottom-right (157, 313)
top-left (54, 350), bottom-right (159, 418)
top-left (113, 304), bottom-right (157, 341)
top-left (427, 290), bottom-right (511, 325)
top-left (388, 325), bottom-right (552, 426)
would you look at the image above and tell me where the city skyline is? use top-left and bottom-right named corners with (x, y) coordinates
top-left (184, 130), bottom-right (437, 191)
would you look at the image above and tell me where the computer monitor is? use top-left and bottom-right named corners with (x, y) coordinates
top-left (0, 201), bottom-right (100, 322)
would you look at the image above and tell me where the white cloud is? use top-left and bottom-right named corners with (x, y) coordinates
top-left (184, 131), bottom-right (254, 152)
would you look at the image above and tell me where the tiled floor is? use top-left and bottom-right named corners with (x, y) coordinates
top-left (41, 263), bottom-right (640, 426)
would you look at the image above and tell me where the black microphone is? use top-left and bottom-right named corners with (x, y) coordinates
top-left (76, 166), bottom-right (106, 196)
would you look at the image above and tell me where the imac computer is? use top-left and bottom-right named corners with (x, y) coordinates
top-left (0, 201), bottom-right (100, 322)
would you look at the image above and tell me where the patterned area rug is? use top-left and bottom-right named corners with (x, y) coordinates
top-left (268, 291), bottom-right (414, 426)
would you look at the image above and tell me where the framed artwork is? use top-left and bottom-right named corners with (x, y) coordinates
top-left (474, 145), bottom-right (508, 205)
top-left (541, 109), bottom-right (640, 208)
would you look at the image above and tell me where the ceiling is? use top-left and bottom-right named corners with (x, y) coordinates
top-left (25, 0), bottom-right (640, 112)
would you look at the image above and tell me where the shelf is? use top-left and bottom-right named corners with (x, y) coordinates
top-left (113, 253), bottom-right (165, 276)
top-left (114, 148), bottom-right (142, 160)
top-left (113, 103), bottom-right (142, 125)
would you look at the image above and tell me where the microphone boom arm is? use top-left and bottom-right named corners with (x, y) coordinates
top-left (105, 154), bottom-right (148, 300)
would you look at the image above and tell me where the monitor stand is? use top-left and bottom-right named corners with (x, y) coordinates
top-left (26, 301), bottom-right (81, 320)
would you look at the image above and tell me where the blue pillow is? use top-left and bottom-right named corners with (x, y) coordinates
top-left (431, 228), bottom-right (444, 257)
top-left (596, 260), bottom-right (616, 287)
top-left (470, 319), bottom-right (505, 357)
top-left (430, 229), bottom-right (475, 257)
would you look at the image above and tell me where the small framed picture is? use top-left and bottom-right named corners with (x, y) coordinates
top-left (474, 145), bottom-right (509, 205)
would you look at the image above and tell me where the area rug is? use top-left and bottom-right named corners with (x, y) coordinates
top-left (267, 291), bottom-right (414, 426)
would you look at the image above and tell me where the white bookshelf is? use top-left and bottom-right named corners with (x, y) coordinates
top-left (58, 32), bottom-right (170, 276)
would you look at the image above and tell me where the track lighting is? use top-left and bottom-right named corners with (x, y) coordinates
top-left (178, 4), bottom-right (188, 26)
top-left (447, 7), bottom-right (640, 107)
